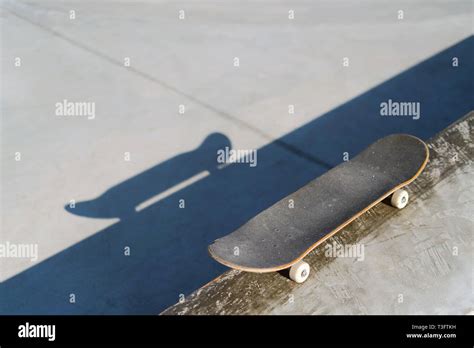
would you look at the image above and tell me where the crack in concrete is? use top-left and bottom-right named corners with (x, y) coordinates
top-left (2, 4), bottom-right (333, 170)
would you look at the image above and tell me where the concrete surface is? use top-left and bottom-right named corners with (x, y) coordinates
top-left (163, 112), bottom-right (474, 315)
top-left (0, 0), bottom-right (472, 314)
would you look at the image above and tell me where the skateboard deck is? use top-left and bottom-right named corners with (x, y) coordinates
top-left (208, 134), bottom-right (429, 274)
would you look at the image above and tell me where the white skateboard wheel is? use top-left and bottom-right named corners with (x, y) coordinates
top-left (391, 189), bottom-right (409, 209)
top-left (289, 260), bottom-right (310, 283)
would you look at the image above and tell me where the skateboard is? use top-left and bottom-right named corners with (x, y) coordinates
top-left (208, 134), bottom-right (429, 283)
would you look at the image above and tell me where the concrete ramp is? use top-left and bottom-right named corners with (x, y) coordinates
top-left (162, 112), bottom-right (473, 315)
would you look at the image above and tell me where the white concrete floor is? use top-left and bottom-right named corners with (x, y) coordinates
top-left (1, 0), bottom-right (472, 314)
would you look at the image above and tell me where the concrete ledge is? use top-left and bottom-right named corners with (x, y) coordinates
top-left (162, 112), bottom-right (473, 315)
